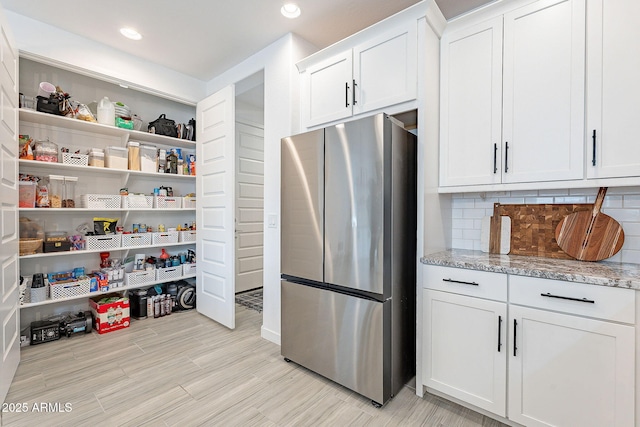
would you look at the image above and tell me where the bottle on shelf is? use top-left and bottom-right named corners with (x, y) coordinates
top-left (97, 97), bottom-right (115, 126)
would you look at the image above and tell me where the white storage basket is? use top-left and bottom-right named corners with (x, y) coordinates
top-left (153, 195), bottom-right (181, 209)
top-left (121, 233), bottom-right (152, 248)
top-left (85, 234), bottom-right (122, 251)
top-left (62, 153), bottom-right (89, 167)
top-left (125, 270), bottom-right (155, 287)
top-left (182, 196), bottom-right (196, 209)
top-left (152, 231), bottom-right (179, 245)
top-left (156, 266), bottom-right (182, 282)
top-left (122, 195), bottom-right (153, 209)
top-left (80, 194), bottom-right (121, 209)
top-left (182, 263), bottom-right (196, 276)
top-left (50, 278), bottom-right (90, 300)
top-left (179, 230), bottom-right (196, 242)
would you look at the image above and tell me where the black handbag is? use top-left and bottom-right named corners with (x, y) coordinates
top-left (148, 114), bottom-right (178, 138)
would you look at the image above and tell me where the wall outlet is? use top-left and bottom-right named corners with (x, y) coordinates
top-left (267, 214), bottom-right (277, 229)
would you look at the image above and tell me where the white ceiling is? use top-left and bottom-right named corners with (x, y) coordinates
top-left (0, 0), bottom-right (494, 82)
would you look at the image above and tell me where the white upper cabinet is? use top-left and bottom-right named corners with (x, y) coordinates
top-left (439, 17), bottom-right (503, 187)
top-left (440, 0), bottom-right (585, 188)
top-left (586, 0), bottom-right (640, 179)
top-left (502, 0), bottom-right (585, 184)
top-left (304, 51), bottom-right (353, 127)
top-left (301, 22), bottom-right (418, 128)
top-left (352, 23), bottom-right (417, 115)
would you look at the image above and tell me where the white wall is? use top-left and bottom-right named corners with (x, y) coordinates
top-left (450, 187), bottom-right (640, 264)
top-left (6, 11), bottom-right (207, 105)
top-left (205, 33), bottom-right (317, 344)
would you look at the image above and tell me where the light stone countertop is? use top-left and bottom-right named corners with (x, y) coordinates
top-left (421, 249), bottom-right (640, 290)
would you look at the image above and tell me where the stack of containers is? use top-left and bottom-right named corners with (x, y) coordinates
top-left (88, 149), bottom-right (105, 167)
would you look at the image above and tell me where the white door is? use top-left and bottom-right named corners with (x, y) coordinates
top-left (502, 0), bottom-right (585, 183)
top-left (353, 21), bottom-right (417, 115)
top-left (0, 4), bottom-right (19, 405)
top-left (196, 85), bottom-right (236, 329)
top-left (303, 50), bottom-right (353, 128)
top-left (235, 122), bottom-right (264, 293)
top-left (423, 290), bottom-right (507, 417)
top-left (509, 305), bottom-right (635, 427)
top-left (586, 0), bottom-right (640, 179)
top-left (439, 17), bottom-right (503, 187)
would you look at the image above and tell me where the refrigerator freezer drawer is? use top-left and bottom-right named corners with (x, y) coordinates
top-left (281, 280), bottom-right (390, 405)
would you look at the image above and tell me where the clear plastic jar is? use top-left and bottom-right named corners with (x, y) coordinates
top-left (48, 175), bottom-right (64, 208)
top-left (63, 176), bottom-right (77, 208)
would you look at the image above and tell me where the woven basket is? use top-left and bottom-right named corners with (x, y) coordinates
top-left (19, 238), bottom-right (42, 255)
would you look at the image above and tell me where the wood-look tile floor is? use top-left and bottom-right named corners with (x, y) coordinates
top-left (1, 306), bottom-right (507, 427)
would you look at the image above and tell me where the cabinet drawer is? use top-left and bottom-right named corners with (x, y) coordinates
top-left (423, 265), bottom-right (507, 302)
top-left (509, 275), bottom-right (635, 324)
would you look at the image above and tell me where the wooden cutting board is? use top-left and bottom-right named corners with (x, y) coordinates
top-left (555, 187), bottom-right (625, 261)
top-left (485, 215), bottom-right (511, 254)
top-left (494, 202), bottom-right (593, 259)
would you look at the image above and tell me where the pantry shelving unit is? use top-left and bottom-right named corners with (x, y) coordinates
top-left (22, 273), bottom-right (197, 308)
top-left (18, 107), bottom-right (196, 321)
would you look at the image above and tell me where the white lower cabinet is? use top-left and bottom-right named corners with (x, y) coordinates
top-left (423, 289), bottom-right (507, 416)
top-left (422, 265), bottom-right (636, 426)
top-left (508, 276), bottom-right (635, 427)
top-left (422, 265), bottom-right (508, 416)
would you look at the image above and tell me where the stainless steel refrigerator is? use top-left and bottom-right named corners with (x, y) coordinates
top-left (280, 113), bottom-right (416, 407)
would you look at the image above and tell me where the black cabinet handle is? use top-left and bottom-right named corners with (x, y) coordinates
top-left (493, 143), bottom-right (498, 174)
top-left (592, 129), bottom-right (597, 166)
top-left (513, 319), bottom-right (518, 357)
top-left (541, 292), bottom-right (595, 304)
top-left (352, 79), bottom-right (357, 105)
top-left (497, 315), bottom-right (502, 352)
top-left (442, 278), bottom-right (479, 286)
top-left (345, 82), bottom-right (350, 107)
top-left (504, 142), bottom-right (509, 173)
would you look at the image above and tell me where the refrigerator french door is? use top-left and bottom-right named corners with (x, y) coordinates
top-left (281, 113), bottom-right (416, 406)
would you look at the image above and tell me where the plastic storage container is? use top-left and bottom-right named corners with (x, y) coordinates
top-left (88, 149), bottom-right (105, 167)
top-left (48, 175), bottom-right (65, 208)
top-left (33, 139), bottom-right (58, 162)
top-left (140, 145), bottom-right (157, 173)
top-left (105, 146), bottom-right (128, 170)
top-left (19, 181), bottom-right (36, 208)
top-left (127, 141), bottom-right (141, 171)
top-left (63, 176), bottom-right (77, 208)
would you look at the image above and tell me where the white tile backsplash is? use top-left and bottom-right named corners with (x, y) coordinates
top-left (450, 187), bottom-right (640, 264)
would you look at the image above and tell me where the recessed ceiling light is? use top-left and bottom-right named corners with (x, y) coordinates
top-left (281, 3), bottom-right (301, 19)
top-left (120, 27), bottom-right (142, 41)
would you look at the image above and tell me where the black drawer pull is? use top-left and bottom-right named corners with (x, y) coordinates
top-left (443, 278), bottom-right (479, 286)
top-left (541, 293), bottom-right (595, 304)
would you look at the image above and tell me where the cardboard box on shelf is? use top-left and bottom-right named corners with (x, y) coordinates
top-left (89, 293), bottom-right (130, 334)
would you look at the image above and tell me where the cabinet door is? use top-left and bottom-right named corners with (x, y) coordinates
top-left (439, 17), bottom-right (503, 187)
top-left (353, 21), bottom-right (417, 115)
top-left (423, 290), bottom-right (507, 417)
top-left (509, 305), bottom-right (635, 427)
top-left (302, 50), bottom-right (352, 127)
top-left (502, 0), bottom-right (585, 184)
top-left (586, 0), bottom-right (640, 179)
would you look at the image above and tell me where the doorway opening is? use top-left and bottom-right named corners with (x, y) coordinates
top-left (234, 70), bottom-right (265, 316)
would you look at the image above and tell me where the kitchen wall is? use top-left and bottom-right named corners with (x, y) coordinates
top-left (205, 33), bottom-right (317, 344)
top-left (6, 11), bottom-right (206, 104)
top-left (451, 187), bottom-right (640, 264)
